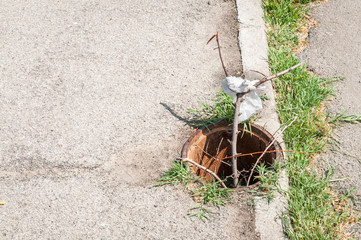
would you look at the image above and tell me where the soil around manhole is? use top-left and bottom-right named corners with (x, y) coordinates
top-left (182, 122), bottom-right (282, 188)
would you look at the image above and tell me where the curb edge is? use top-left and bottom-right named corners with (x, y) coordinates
top-left (235, 0), bottom-right (289, 239)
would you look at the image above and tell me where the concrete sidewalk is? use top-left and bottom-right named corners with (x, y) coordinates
top-left (0, 0), bottom-right (263, 239)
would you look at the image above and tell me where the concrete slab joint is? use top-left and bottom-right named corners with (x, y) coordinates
top-left (236, 0), bottom-right (289, 239)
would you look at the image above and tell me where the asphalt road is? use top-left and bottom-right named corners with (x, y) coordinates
top-left (0, 1), bottom-right (258, 239)
top-left (300, 0), bottom-right (361, 236)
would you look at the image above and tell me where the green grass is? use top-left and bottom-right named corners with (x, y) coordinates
top-left (187, 182), bottom-right (233, 222)
top-left (157, 161), bottom-right (233, 221)
top-left (188, 91), bottom-right (234, 126)
top-left (156, 161), bottom-right (196, 187)
top-left (187, 205), bottom-right (215, 222)
top-left (330, 113), bottom-right (361, 125)
top-left (192, 181), bottom-right (233, 206)
top-left (262, 0), bottom-right (356, 238)
top-left (254, 162), bottom-right (282, 201)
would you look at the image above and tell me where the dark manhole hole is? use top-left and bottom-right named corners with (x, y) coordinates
top-left (181, 122), bottom-right (282, 188)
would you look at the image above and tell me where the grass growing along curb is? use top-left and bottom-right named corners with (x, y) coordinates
top-left (263, 0), bottom-right (358, 239)
top-left (156, 161), bottom-right (233, 221)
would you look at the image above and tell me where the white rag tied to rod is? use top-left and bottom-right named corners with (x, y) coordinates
top-left (222, 76), bottom-right (265, 123)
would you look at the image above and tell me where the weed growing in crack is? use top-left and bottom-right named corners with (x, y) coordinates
top-left (187, 205), bottom-right (215, 222)
top-left (260, 94), bottom-right (270, 101)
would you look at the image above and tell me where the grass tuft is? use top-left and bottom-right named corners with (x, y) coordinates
top-left (192, 181), bottom-right (233, 206)
top-left (188, 91), bottom-right (234, 126)
top-left (156, 161), bottom-right (196, 187)
top-left (330, 113), bottom-right (361, 125)
top-left (255, 162), bottom-right (282, 201)
top-left (187, 205), bottom-right (215, 222)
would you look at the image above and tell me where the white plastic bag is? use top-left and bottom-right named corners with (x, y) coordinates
top-left (222, 76), bottom-right (264, 122)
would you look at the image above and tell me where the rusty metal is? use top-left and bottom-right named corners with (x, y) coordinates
top-left (181, 122), bottom-right (282, 189)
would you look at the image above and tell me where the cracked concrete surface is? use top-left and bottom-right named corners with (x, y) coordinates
top-left (0, 0), bottom-right (260, 239)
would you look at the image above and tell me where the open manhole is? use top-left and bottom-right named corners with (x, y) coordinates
top-left (181, 122), bottom-right (282, 188)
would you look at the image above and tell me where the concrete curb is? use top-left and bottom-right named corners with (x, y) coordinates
top-left (236, 0), bottom-right (289, 239)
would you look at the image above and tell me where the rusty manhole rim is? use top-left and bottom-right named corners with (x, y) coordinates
top-left (181, 122), bottom-right (283, 190)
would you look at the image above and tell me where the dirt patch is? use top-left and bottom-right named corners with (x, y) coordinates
top-left (225, 192), bottom-right (260, 240)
